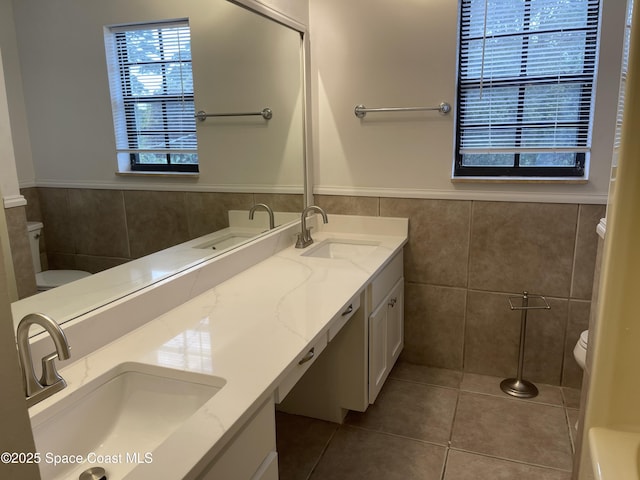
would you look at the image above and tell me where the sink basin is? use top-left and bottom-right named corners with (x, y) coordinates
top-left (31, 362), bottom-right (225, 480)
top-left (302, 239), bottom-right (380, 259)
top-left (194, 232), bottom-right (255, 250)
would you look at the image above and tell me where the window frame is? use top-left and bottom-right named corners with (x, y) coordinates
top-left (106, 20), bottom-right (199, 174)
top-left (454, 0), bottom-right (599, 178)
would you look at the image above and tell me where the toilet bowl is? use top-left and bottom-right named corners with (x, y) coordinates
top-left (573, 329), bottom-right (589, 370)
top-left (27, 221), bottom-right (92, 291)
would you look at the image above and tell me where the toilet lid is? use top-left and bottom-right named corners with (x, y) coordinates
top-left (36, 270), bottom-right (92, 289)
top-left (579, 330), bottom-right (589, 348)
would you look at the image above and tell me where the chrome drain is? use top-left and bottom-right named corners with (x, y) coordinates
top-left (79, 466), bottom-right (107, 480)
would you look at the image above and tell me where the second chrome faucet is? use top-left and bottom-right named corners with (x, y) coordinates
top-left (249, 203), bottom-right (275, 230)
top-left (296, 205), bottom-right (328, 248)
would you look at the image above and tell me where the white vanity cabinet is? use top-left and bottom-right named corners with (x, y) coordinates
top-left (198, 250), bottom-right (405, 480)
top-left (30, 215), bottom-right (408, 480)
top-left (276, 250), bottom-right (405, 423)
top-left (196, 397), bottom-right (278, 480)
top-left (367, 252), bottom-right (404, 403)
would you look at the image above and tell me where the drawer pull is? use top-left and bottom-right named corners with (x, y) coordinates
top-left (341, 304), bottom-right (354, 316)
top-left (298, 347), bottom-right (315, 365)
top-left (388, 297), bottom-right (398, 307)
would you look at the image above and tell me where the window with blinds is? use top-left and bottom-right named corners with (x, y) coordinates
top-left (455, 0), bottom-right (600, 177)
top-left (105, 20), bottom-right (198, 173)
top-left (613, 0), bottom-right (634, 160)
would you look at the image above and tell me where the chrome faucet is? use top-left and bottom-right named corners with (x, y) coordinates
top-left (296, 205), bottom-right (328, 248)
top-left (249, 203), bottom-right (275, 230)
top-left (16, 313), bottom-right (71, 407)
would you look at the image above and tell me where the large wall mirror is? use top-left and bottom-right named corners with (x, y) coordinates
top-left (8, 0), bottom-right (308, 327)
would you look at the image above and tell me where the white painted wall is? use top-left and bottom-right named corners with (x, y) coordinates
top-left (0, 48), bottom-right (20, 202)
top-left (0, 0), bottom-right (34, 193)
top-left (8, 0), bottom-right (305, 193)
top-left (0, 46), bottom-right (18, 300)
top-left (309, 0), bottom-right (627, 204)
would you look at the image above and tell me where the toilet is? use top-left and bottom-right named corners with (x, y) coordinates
top-left (573, 329), bottom-right (589, 370)
top-left (27, 221), bottom-right (92, 291)
top-left (572, 330), bottom-right (589, 430)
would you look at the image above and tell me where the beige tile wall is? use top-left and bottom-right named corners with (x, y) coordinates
top-left (4, 205), bottom-right (36, 298)
top-left (15, 190), bottom-right (602, 387)
top-left (20, 187), bottom-right (302, 274)
top-left (315, 195), bottom-right (605, 388)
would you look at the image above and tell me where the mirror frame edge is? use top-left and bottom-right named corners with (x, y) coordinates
top-left (229, 0), bottom-right (313, 208)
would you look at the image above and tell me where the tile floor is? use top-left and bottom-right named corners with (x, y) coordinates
top-left (276, 361), bottom-right (581, 480)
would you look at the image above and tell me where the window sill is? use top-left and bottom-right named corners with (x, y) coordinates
top-left (115, 171), bottom-right (200, 179)
top-left (451, 176), bottom-right (588, 184)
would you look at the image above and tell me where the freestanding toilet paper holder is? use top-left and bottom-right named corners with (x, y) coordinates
top-left (500, 291), bottom-right (551, 399)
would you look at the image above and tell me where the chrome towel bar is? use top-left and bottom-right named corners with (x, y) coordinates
top-left (195, 108), bottom-right (273, 121)
top-left (354, 102), bottom-right (451, 118)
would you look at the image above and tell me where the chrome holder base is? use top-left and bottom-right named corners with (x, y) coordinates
top-left (500, 378), bottom-right (538, 398)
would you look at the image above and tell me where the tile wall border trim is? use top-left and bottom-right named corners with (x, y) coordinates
top-left (2, 194), bottom-right (27, 209)
top-left (313, 186), bottom-right (608, 205)
top-left (19, 180), bottom-right (304, 195)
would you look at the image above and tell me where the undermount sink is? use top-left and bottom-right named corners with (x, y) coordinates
top-left (31, 362), bottom-right (225, 480)
top-left (302, 239), bottom-right (380, 259)
top-left (194, 232), bottom-right (256, 250)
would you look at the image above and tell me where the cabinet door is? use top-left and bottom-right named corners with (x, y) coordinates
top-left (387, 278), bottom-right (404, 365)
top-left (368, 299), bottom-right (388, 403)
top-left (197, 399), bottom-right (276, 480)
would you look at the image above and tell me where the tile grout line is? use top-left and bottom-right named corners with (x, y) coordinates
top-left (447, 446), bottom-right (574, 473)
top-left (305, 424), bottom-right (340, 480)
top-left (389, 373), bottom-right (568, 408)
top-left (568, 205), bottom-right (582, 300)
top-left (458, 389), bottom-right (567, 408)
top-left (439, 447), bottom-right (452, 480)
top-left (460, 200), bottom-right (475, 376)
top-left (440, 387), bottom-right (462, 480)
top-left (563, 406), bottom-right (577, 455)
top-left (387, 374), bottom-right (461, 393)
top-left (340, 422), bottom-right (451, 450)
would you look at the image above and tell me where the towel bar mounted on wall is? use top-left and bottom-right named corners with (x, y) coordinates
top-left (195, 108), bottom-right (273, 121)
top-left (354, 102), bottom-right (451, 118)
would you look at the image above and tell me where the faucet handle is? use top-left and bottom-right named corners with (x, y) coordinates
top-left (39, 352), bottom-right (66, 387)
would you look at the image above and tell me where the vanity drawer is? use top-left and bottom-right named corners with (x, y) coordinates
top-left (328, 294), bottom-right (361, 342)
top-left (371, 251), bottom-right (403, 309)
top-left (275, 334), bottom-right (328, 403)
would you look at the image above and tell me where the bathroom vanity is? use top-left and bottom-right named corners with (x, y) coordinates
top-left (25, 214), bottom-right (407, 480)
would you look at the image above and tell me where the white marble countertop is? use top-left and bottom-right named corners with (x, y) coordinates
top-left (28, 215), bottom-right (408, 480)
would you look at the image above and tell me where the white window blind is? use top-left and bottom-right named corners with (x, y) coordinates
top-left (614, 0), bottom-right (634, 153)
top-left (105, 20), bottom-right (198, 171)
top-left (455, 0), bottom-right (600, 176)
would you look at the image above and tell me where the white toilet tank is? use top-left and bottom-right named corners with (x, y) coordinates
top-left (27, 221), bottom-right (45, 273)
top-left (573, 330), bottom-right (589, 370)
top-left (26, 221), bottom-right (92, 290)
